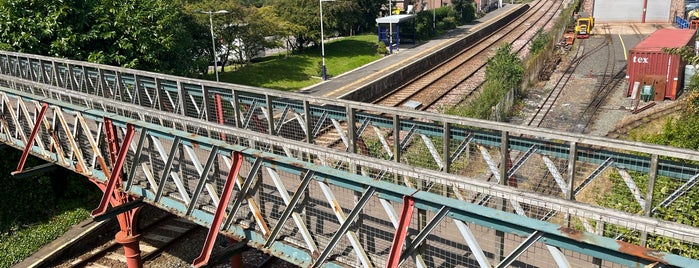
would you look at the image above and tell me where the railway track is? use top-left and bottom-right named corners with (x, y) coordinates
top-left (44, 205), bottom-right (287, 268)
top-left (373, 0), bottom-right (561, 111)
top-left (526, 32), bottom-right (612, 128)
top-left (577, 25), bottom-right (626, 133)
top-left (55, 209), bottom-right (200, 268)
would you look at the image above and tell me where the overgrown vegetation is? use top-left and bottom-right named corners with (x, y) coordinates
top-left (445, 43), bottom-right (524, 119)
top-left (595, 170), bottom-right (699, 259)
top-left (529, 29), bottom-right (551, 54)
top-left (0, 150), bottom-right (101, 268)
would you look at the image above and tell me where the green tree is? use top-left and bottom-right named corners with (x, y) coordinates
top-left (274, 0), bottom-right (316, 50)
top-left (354, 0), bottom-right (386, 33)
top-left (0, 0), bottom-right (98, 56)
top-left (451, 0), bottom-right (477, 23)
top-left (0, 0), bottom-right (210, 77)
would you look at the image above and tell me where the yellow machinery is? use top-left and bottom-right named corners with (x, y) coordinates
top-left (575, 12), bottom-right (594, 39)
top-left (689, 8), bottom-right (699, 21)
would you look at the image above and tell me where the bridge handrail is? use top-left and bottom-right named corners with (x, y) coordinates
top-left (0, 50), bottom-right (697, 162)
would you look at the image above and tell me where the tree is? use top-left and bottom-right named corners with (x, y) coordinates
top-left (274, 0), bottom-right (316, 50)
top-left (87, 1), bottom-right (210, 75)
top-left (451, 0), bottom-right (477, 23)
top-left (0, 0), bottom-right (210, 77)
top-left (0, 0), bottom-right (98, 57)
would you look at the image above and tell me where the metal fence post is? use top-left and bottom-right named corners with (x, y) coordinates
top-left (641, 154), bottom-right (658, 247)
top-left (566, 142), bottom-right (577, 227)
top-left (497, 131), bottom-right (509, 262)
top-left (266, 94), bottom-right (274, 135)
top-left (393, 114), bottom-right (401, 184)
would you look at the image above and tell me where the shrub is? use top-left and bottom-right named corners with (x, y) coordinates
top-left (529, 29), bottom-right (551, 54)
top-left (376, 41), bottom-right (389, 55)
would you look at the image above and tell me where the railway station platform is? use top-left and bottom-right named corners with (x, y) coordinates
top-left (300, 3), bottom-right (521, 98)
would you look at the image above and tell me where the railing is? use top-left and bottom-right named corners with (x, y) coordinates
top-left (2, 51), bottom-right (699, 267)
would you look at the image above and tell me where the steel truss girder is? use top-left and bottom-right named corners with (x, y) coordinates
top-left (2, 76), bottom-right (699, 268)
top-left (1, 55), bottom-right (699, 182)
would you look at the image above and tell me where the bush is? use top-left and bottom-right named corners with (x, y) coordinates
top-left (446, 43), bottom-right (524, 119)
top-left (376, 41), bottom-right (389, 55)
top-left (529, 29), bottom-right (551, 54)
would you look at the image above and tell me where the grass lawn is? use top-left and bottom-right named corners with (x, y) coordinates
top-left (214, 34), bottom-right (383, 91)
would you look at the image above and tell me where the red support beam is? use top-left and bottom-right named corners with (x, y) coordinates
top-left (12, 103), bottom-right (48, 175)
top-left (192, 151), bottom-right (244, 268)
top-left (386, 195), bottom-right (415, 268)
top-left (91, 123), bottom-right (135, 217)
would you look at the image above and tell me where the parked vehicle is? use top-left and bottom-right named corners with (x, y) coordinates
top-left (575, 12), bottom-right (594, 39)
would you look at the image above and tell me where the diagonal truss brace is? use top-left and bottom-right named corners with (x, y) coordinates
top-left (314, 185), bottom-right (375, 268)
top-left (12, 102), bottom-right (48, 175)
top-left (265, 170), bottom-right (318, 255)
top-left (399, 206), bottom-right (450, 265)
top-left (186, 146), bottom-right (219, 216)
top-left (619, 169), bottom-right (646, 209)
top-left (497, 231), bottom-right (544, 268)
top-left (421, 134), bottom-right (444, 170)
top-left (508, 145), bottom-right (538, 176)
top-left (542, 155), bottom-right (569, 194)
top-left (154, 136), bottom-right (182, 203)
top-left (573, 157), bottom-right (614, 196)
top-left (454, 220), bottom-right (491, 268)
top-left (653, 173), bottom-right (699, 214)
top-left (223, 157), bottom-right (264, 230)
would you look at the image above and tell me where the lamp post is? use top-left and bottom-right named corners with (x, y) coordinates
top-left (320, 0), bottom-right (334, 80)
top-left (388, 0), bottom-right (393, 54)
top-left (432, 0), bottom-right (436, 34)
top-left (198, 10), bottom-right (229, 82)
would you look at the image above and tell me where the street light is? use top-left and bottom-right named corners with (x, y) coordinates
top-left (197, 10), bottom-right (229, 82)
top-left (320, 0), bottom-right (334, 80)
top-left (432, 0), bottom-right (436, 34)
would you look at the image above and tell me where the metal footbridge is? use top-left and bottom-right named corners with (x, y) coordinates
top-left (2, 50), bottom-right (699, 268)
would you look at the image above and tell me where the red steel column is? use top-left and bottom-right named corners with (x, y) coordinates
top-left (226, 237), bottom-right (243, 268)
top-left (192, 151), bottom-right (244, 267)
top-left (215, 94), bottom-right (226, 140)
top-left (386, 196), bottom-right (415, 268)
top-left (116, 230), bottom-right (142, 268)
top-left (92, 119), bottom-right (143, 268)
